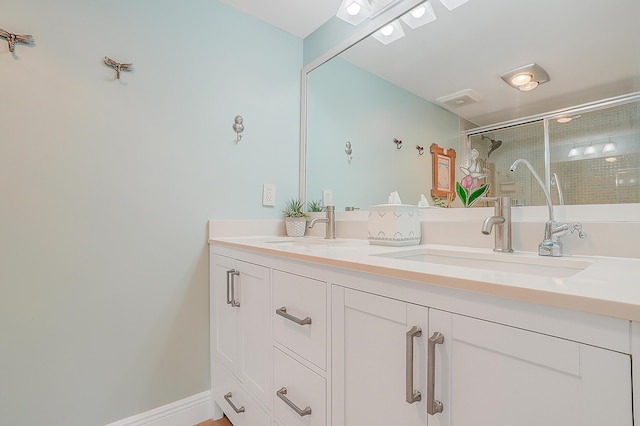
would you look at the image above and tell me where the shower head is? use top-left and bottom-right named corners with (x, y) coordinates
top-left (482, 135), bottom-right (503, 158)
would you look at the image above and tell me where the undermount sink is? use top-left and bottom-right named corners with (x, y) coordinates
top-left (373, 248), bottom-right (591, 278)
top-left (265, 238), bottom-right (347, 247)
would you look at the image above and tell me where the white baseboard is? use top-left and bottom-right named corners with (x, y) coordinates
top-left (105, 390), bottom-right (212, 426)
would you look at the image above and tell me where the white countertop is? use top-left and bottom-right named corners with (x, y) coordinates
top-left (210, 236), bottom-right (640, 322)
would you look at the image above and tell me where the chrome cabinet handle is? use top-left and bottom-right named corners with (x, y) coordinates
top-left (427, 332), bottom-right (444, 415)
top-left (406, 326), bottom-right (422, 404)
top-left (226, 269), bottom-right (240, 307)
top-left (276, 307), bottom-right (312, 326)
top-left (276, 387), bottom-right (312, 417)
top-left (223, 392), bottom-right (245, 414)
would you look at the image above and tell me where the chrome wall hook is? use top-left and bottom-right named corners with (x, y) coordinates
top-left (393, 138), bottom-right (403, 149)
top-left (416, 145), bottom-right (424, 155)
top-left (0, 28), bottom-right (34, 53)
top-left (104, 56), bottom-right (133, 80)
top-left (232, 116), bottom-right (244, 142)
top-left (345, 141), bottom-right (353, 161)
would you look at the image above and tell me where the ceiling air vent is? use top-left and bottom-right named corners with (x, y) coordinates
top-left (436, 89), bottom-right (483, 109)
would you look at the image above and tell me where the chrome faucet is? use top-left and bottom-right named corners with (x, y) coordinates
top-left (510, 159), bottom-right (586, 257)
top-left (308, 205), bottom-right (336, 239)
top-left (480, 196), bottom-right (513, 253)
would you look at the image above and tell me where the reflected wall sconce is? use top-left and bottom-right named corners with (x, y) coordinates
top-left (416, 145), bottom-right (424, 155)
top-left (500, 63), bottom-right (550, 92)
top-left (567, 140), bottom-right (617, 158)
top-left (393, 138), bottom-right (403, 149)
top-left (232, 115), bottom-right (244, 142)
top-left (0, 27), bottom-right (34, 53)
top-left (104, 57), bottom-right (133, 80)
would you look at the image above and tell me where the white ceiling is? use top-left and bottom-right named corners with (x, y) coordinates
top-left (221, 0), bottom-right (640, 126)
top-left (219, 0), bottom-right (342, 38)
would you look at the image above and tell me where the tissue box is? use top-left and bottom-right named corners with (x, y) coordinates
top-left (367, 204), bottom-right (421, 246)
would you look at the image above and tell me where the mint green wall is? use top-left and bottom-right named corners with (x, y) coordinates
top-left (307, 57), bottom-right (460, 209)
top-left (0, 1), bottom-right (301, 424)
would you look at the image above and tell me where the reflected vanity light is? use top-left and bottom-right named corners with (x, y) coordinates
top-left (373, 20), bottom-right (405, 44)
top-left (438, 0), bottom-right (472, 11)
top-left (500, 63), bottom-right (550, 91)
top-left (583, 145), bottom-right (597, 155)
top-left (400, 1), bottom-right (437, 29)
top-left (602, 141), bottom-right (617, 153)
top-left (336, 0), bottom-right (373, 25)
top-left (567, 146), bottom-right (580, 157)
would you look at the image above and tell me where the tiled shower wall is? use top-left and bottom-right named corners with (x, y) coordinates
top-left (470, 100), bottom-right (640, 206)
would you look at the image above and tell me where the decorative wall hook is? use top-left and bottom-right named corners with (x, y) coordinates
top-left (393, 138), bottom-right (403, 149)
top-left (416, 145), bottom-right (425, 155)
top-left (345, 141), bottom-right (353, 161)
top-left (104, 56), bottom-right (133, 80)
top-left (0, 28), bottom-right (35, 53)
top-left (232, 116), bottom-right (244, 142)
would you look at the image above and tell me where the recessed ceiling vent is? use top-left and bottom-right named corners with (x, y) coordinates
top-left (436, 89), bottom-right (483, 109)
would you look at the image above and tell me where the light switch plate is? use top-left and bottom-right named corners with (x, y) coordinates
top-left (322, 189), bottom-right (333, 206)
top-left (262, 184), bottom-right (276, 206)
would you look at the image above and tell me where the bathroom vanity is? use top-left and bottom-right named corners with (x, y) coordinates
top-left (209, 233), bottom-right (639, 426)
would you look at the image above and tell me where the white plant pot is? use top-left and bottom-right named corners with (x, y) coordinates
top-left (285, 217), bottom-right (306, 237)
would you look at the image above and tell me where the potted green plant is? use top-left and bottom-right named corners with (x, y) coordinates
top-left (283, 198), bottom-right (308, 237)
top-left (307, 199), bottom-right (324, 212)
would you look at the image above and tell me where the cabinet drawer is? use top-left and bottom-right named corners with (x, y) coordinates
top-left (212, 359), bottom-right (270, 426)
top-left (273, 347), bottom-right (326, 426)
top-left (273, 270), bottom-right (327, 369)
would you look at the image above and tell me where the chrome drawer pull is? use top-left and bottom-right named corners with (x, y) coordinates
top-left (226, 269), bottom-right (240, 307)
top-left (276, 307), bottom-right (312, 325)
top-left (276, 387), bottom-right (312, 417)
top-left (406, 326), bottom-right (422, 404)
top-left (223, 392), bottom-right (245, 414)
top-left (427, 332), bottom-right (445, 415)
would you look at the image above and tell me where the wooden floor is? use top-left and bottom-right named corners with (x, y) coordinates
top-left (195, 416), bottom-right (232, 426)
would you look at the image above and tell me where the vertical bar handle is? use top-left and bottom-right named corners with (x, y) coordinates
top-left (223, 392), bottom-right (245, 414)
top-left (226, 269), bottom-right (240, 307)
top-left (406, 326), bottom-right (422, 404)
top-left (427, 332), bottom-right (444, 415)
top-left (276, 387), bottom-right (312, 417)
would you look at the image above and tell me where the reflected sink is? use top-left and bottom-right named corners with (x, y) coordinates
top-left (265, 238), bottom-right (348, 247)
top-left (372, 248), bottom-right (591, 278)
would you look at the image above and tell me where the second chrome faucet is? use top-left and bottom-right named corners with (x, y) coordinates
top-left (480, 196), bottom-right (513, 253)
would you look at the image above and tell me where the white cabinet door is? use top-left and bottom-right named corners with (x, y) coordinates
top-left (429, 309), bottom-right (633, 426)
top-left (210, 253), bottom-right (271, 408)
top-left (332, 286), bottom-right (429, 426)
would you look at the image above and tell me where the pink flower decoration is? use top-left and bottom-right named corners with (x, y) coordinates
top-left (461, 175), bottom-right (478, 190)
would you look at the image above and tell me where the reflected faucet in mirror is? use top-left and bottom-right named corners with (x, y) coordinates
top-left (510, 159), bottom-right (586, 257)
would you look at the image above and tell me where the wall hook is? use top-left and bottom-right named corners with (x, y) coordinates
top-left (232, 116), bottom-right (244, 142)
top-left (393, 138), bottom-right (403, 150)
top-left (104, 56), bottom-right (133, 80)
top-left (0, 28), bottom-right (34, 53)
top-left (345, 141), bottom-right (353, 162)
top-left (416, 145), bottom-right (424, 155)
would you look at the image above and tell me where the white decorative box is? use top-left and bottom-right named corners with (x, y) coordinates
top-left (367, 204), bottom-right (421, 246)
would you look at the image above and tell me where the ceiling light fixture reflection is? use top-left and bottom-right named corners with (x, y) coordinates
top-left (372, 20), bottom-right (405, 44)
top-left (500, 63), bottom-right (550, 92)
top-left (400, 1), bottom-right (437, 29)
top-left (584, 145), bottom-right (596, 155)
top-left (606, 157), bottom-right (617, 163)
top-left (336, 0), bottom-right (373, 25)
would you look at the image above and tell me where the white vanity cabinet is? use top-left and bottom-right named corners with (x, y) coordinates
top-left (272, 270), bottom-right (328, 426)
top-left (332, 286), bottom-right (633, 426)
top-left (429, 309), bottom-right (633, 426)
top-left (210, 252), bottom-right (271, 424)
top-left (332, 286), bottom-right (429, 426)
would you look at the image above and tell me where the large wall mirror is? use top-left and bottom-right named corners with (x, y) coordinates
top-left (303, 0), bottom-right (640, 211)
